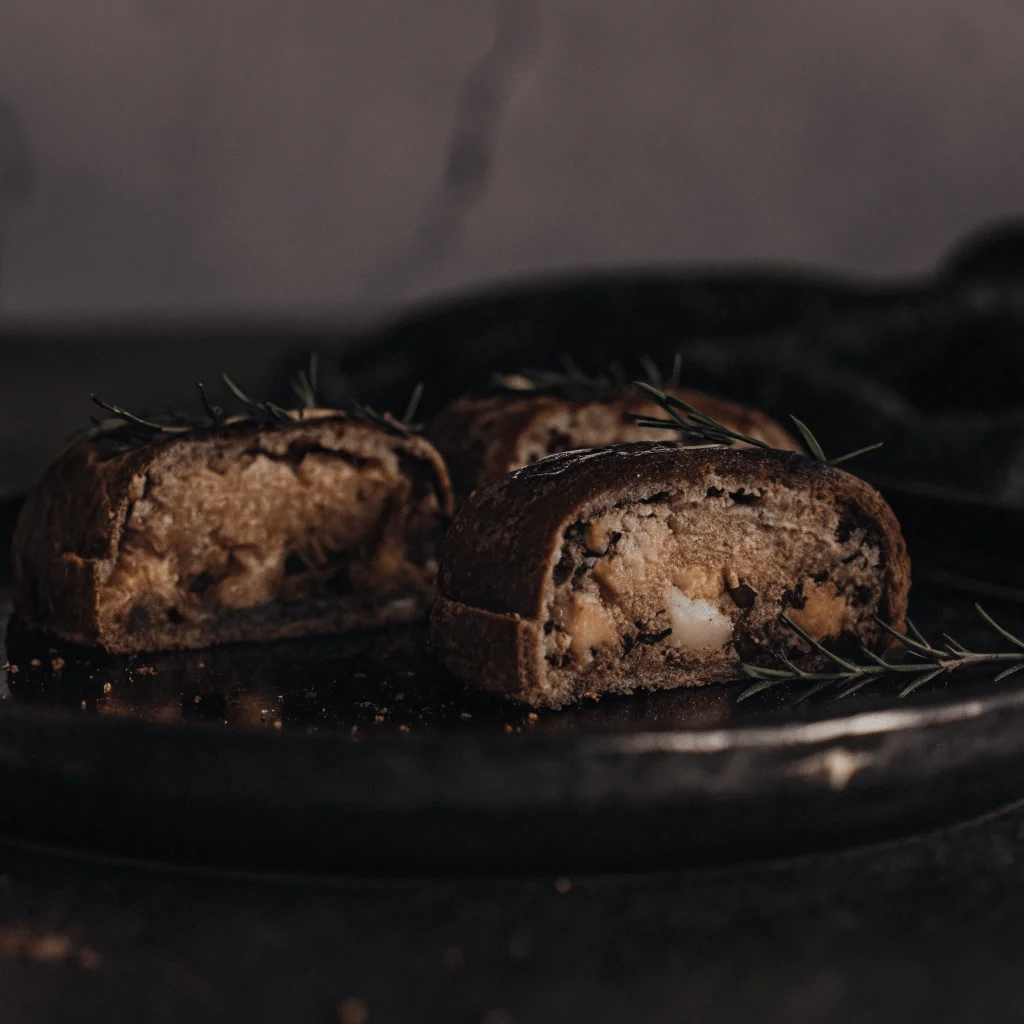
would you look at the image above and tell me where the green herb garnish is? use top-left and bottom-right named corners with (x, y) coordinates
top-left (83, 353), bottom-right (424, 455)
top-left (631, 381), bottom-right (883, 467)
top-left (737, 605), bottom-right (1024, 702)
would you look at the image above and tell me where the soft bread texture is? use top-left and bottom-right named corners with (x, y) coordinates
top-left (432, 443), bottom-right (910, 708)
top-left (427, 388), bottom-right (800, 502)
top-left (12, 414), bottom-right (453, 653)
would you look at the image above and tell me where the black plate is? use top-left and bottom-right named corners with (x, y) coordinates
top-left (2, 484), bottom-right (1024, 874)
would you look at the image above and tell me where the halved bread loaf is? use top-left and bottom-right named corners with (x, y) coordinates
top-left (432, 443), bottom-right (910, 708)
top-left (427, 388), bottom-right (799, 502)
top-left (12, 413), bottom-right (453, 653)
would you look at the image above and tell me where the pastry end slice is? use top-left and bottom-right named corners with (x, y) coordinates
top-left (427, 387), bottom-right (800, 502)
top-left (431, 442), bottom-right (910, 708)
top-left (12, 412), bottom-right (453, 653)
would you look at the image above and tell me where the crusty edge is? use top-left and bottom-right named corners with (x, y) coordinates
top-left (430, 597), bottom-right (544, 702)
top-left (11, 441), bottom-right (148, 644)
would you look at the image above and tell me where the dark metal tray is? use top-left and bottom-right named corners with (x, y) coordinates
top-left (1, 483), bottom-right (1024, 874)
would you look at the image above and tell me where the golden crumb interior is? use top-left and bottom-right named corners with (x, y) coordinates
top-left (99, 431), bottom-right (445, 640)
top-left (541, 474), bottom-right (888, 700)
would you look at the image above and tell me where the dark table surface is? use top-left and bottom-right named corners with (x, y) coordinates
top-left (4, 804), bottom-right (1024, 1024)
top-left (4, 304), bottom-right (1024, 1024)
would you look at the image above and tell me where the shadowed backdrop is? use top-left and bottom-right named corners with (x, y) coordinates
top-left (1, 0), bottom-right (1023, 322)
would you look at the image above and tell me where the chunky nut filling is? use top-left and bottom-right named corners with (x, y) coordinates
top-left (542, 475), bottom-right (886, 688)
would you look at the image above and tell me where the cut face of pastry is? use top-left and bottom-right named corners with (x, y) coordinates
top-left (432, 443), bottom-right (910, 708)
top-left (427, 387), bottom-right (800, 502)
top-left (12, 414), bottom-right (453, 653)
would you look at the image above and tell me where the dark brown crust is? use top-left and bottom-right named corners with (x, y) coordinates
top-left (431, 442), bottom-right (911, 706)
top-left (426, 394), bottom-right (543, 502)
top-left (12, 415), bottom-right (454, 652)
top-left (430, 598), bottom-right (544, 699)
top-left (426, 388), bottom-right (800, 501)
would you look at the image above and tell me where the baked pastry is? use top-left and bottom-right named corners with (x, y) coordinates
top-left (427, 384), bottom-right (799, 502)
top-left (431, 442), bottom-right (910, 708)
top-left (12, 410), bottom-right (453, 653)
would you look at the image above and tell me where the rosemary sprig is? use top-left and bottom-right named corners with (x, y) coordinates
top-left (350, 382), bottom-right (426, 438)
top-left (196, 383), bottom-right (224, 425)
top-left (631, 381), bottom-right (775, 449)
top-left (82, 355), bottom-right (423, 455)
top-left (88, 397), bottom-right (181, 434)
top-left (638, 352), bottom-right (683, 392)
top-left (491, 356), bottom-right (627, 401)
top-left (788, 416), bottom-right (884, 467)
top-left (84, 396), bottom-right (196, 453)
top-left (290, 352), bottom-right (320, 409)
top-left (631, 382), bottom-right (883, 467)
top-left (221, 374), bottom-right (293, 425)
top-left (736, 604), bottom-right (1024, 702)
top-left (491, 353), bottom-right (692, 402)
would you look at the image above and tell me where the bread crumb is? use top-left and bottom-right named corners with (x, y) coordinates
top-left (50, 657), bottom-right (65, 674)
top-left (337, 997), bottom-right (369, 1024)
top-left (459, 712), bottom-right (472, 720)
top-left (582, 692), bottom-right (600, 702)
top-left (3, 663), bottom-right (18, 674)
top-left (273, 720), bottom-right (283, 730)
top-left (503, 724), bottom-right (514, 735)
top-left (399, 724), bottom-right (410, 733)
top-left (374, 715), bottom-right (385, 724)
top-left (134, 666), bottom-right (157, 676)
top-left (554, 876), bottom-right (573, 894)
top-left (80, 700), bottom-right (87, 710)
top-left (527, 712), bottom-right (538, 722)
top-left (102, 682), bottom-right (112, 694)
top-left (30, 659), bottom-right (41, 668)
top-left (192, 694), bottom-right (201, 704)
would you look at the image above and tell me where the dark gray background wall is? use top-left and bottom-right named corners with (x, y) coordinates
top-left (1, 0), bottom-right (1022, 323)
